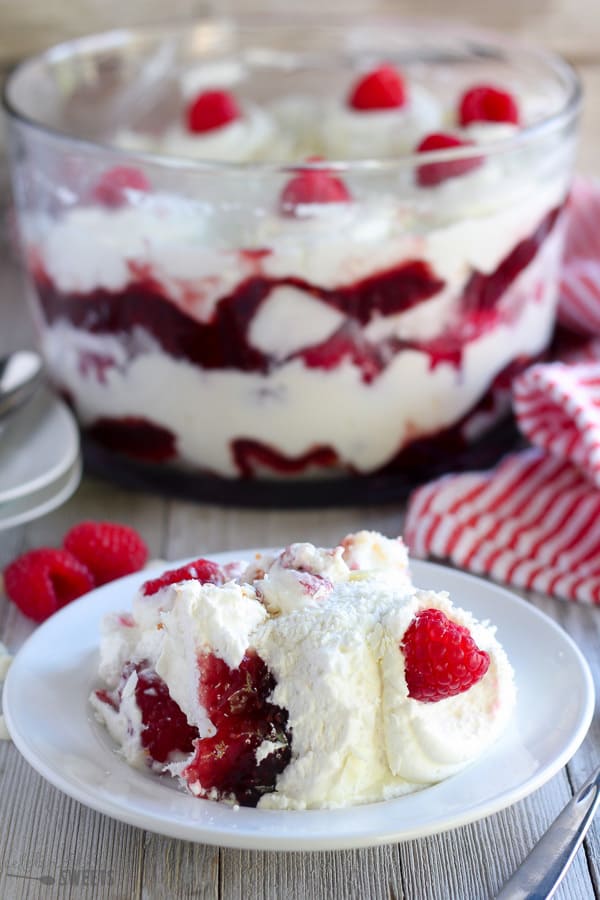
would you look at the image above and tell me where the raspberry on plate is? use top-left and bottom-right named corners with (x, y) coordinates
top-left (279, 168), bottom-right (352, 216)
top-left (416, 132), bottom-right (483, 187)
top-left (141, 558), bottom-right (224, 596)
top-left (64, 521), bottom-right (148, 586)
top-left (348, 64), bottom-right (407, 110)
top-left (458, 84), bottom-right (520, 126)
top-left (186, 89), bottom-right (242, 133)
top-left (401, 607), bottom-right (490, 702)
top-left (92, 166), bottom-right (151, 208)
top-left (4, 548), bottom-right (94, 623)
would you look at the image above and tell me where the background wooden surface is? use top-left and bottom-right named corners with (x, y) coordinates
top-left (1, 0), bottom-right (600, 64)
top-left (0, 2), bottom-right (600, 898)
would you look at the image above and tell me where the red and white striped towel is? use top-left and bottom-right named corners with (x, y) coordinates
top-left (405, 177), bottom-right (600, 604)
top-left (405, 449), bottom-right (600, 604)
top-left (514, 353), bottom-right (600, 488)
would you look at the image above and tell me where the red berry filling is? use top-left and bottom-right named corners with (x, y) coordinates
top-left (186, 89), bottom-right (241, 134)
top-left (458, 85), bottom-right (520, 127)
top-left (134, 665), bottom-right (199, 762)
top-left (232, 439), bottom-right (340, 478)
top-left (96, 661), bottom-right (199, 762)
top-left (416, 132), bottom-right (483, 187)
top-left (299, 325), bottom-right (383, 382)
top-left (183, 650), bottom-right (291, 806)
top-left (348, 64), bottom-right (407, 110)
top-left (401, 608), bottom-right (490, 702)
top-left (4, 548), bottom-right (94, 623)
top-left (141, 558), bottom-right (224, 597)
top-left (64, 521), bottom-right (148, 586)
top-left (279, 168), bottom-right (352, 216)
top-left (92, 167), bottom-right (150, 208)
top-left (87, 416), bottom-right (177, 463)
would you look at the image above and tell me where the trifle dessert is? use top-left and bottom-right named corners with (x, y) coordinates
top-left (91, 531), bottom-right (516, 809)
top-left (4, 21), bottom-right (580, 479)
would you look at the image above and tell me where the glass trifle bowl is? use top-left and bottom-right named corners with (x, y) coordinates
top-left (3, 18), bottom-right (581, 500)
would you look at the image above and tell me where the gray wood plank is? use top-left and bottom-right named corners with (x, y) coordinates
top-left (219, 847), bottom-right (404, 900)
top-left (399, 773), bottom-right (594, 900)
top-left (164, 502), bottom-right (407, 560)
top-left (0, 747), bottom-right (144, 900)
top-left (139, 836), bottom-right (219, 900)
top-left (23, 477), bottom-right (168, 561)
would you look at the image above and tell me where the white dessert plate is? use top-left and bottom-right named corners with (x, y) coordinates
top-left (0, 386), bottom-right (79, 503)
top-left (0, 456), bottom-right (82, 531)
top-left (3, 555), bottom-right (594, 851)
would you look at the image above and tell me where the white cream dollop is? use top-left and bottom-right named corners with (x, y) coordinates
top-left (381, 590), bottom-right (516, 784)
top-left (321, 84), bottom-right (442, 160)
top-left (116, 104), bottom-right (286, 163)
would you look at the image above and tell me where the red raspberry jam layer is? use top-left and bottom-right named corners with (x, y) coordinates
top-left (32, 206), bottom-right (560, 475)
top-left (95, 661), bottom-right (199, 763)
top-left (95, 652), bottom-right (291, 806)
top-left (184, 650), bottom-right (291, 807)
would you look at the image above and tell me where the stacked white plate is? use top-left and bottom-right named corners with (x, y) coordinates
top-left (0, 387), bottom-right (81, 530)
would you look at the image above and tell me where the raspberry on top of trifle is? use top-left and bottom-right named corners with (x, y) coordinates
top-left (114, 61), bottom-right (524, 163)
top-left (91, 531), bottom-right (516, 810)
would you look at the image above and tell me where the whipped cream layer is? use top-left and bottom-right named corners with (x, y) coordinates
top-left (91, 531), bottom-right (516, 810)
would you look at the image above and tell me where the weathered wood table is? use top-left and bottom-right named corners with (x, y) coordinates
top-left (1, 27), bottom-right (600, 893)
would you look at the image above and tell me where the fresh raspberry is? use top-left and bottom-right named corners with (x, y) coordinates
top-left (400, 608), bottom-right (490, 702)
top-left (141, 558), bottom-right (224, 596)
top-left (458, 85), bottom-right (520, 126)
top-left (92, 166), bottom-right (151, 208)
top-left (279, 168), bottom-right (352, 216)
top-left (4, 549), bottom-right (94, 622)
top-left (64, 521), bottom-right (148, 586)
top-left (348, 64), bottom-right (407, 110)
top-left (186, 89), bottom-right (241, 133)
top-left (415, 132), bottom-right (483, 187)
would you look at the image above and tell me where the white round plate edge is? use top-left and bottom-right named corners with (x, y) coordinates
top-left (0, 389), bottom-right (80, 503)
top-left (0, 457), bottom-right (82, 531)
top-left (3, 553), bottom-right (595, 851)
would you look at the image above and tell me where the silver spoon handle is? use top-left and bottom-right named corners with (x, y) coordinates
top-left (496, 765), bottom-right (600, 900)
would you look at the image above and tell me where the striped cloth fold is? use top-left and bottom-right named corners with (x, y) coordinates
top-left (404, 449), bottom-right (600, 604)
top-left (405, 177), bottom-right (600, 604)
top-left (513, 352), bottom-right (600, 489)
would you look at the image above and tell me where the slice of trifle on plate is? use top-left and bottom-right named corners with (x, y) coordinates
top-left (90, 530), bottom-right (516, 809)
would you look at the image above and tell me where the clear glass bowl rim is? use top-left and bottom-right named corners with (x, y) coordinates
top-left (2, 15), bottom-right (583, 174)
